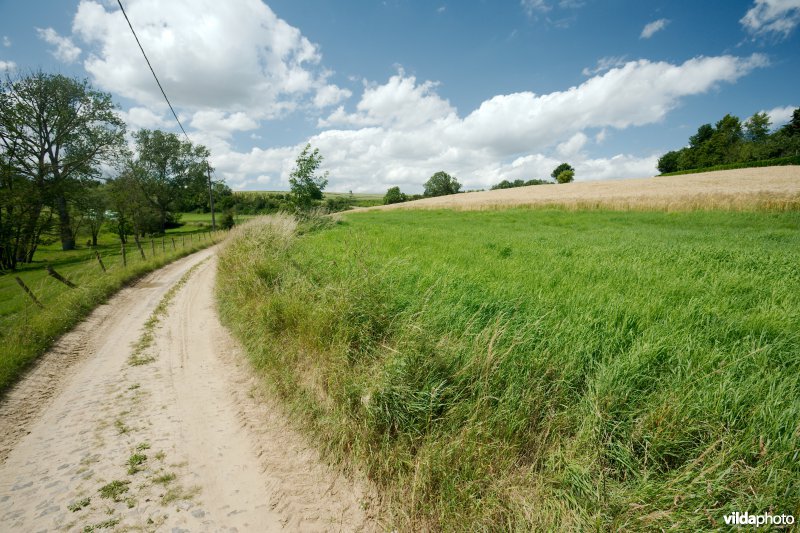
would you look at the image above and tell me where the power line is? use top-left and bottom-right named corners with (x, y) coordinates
top-left (115, 0), bottom-right (190, 143)
top-left (116, 0), bottom-right (217, 230)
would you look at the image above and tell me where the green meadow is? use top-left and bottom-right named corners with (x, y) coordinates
top-left (217, 209), bottom-right (800, 530)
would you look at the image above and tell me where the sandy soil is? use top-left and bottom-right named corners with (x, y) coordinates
top-left (370, 166), bottom-right (800, 211)
top-left (0, 247), bottom-right (378, 532)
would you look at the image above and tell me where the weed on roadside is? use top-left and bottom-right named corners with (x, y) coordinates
top-left (98, 480), bottom-right (130, 502)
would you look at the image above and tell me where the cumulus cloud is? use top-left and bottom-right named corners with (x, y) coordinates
top-left (115, 106), bottom-right (170, 131)
top-left (764, 104), bottom-right (797, 126)
top-left (36, 27), bottom-right (82, 63)
top-left (211, 54), bottom-right (766, 192)
top-left (0, 59), bottom-right (16, 71)
top-left (2, 36), bottom-right (10, 48)
top-left (557, 132), bottom-right (589, 158)
top-left (640, 18), bottom-right (670, 39)
top-left (450, 54), bottom-right (767, 155)
top-left (319, 73), bottom-right (456, 129)
top-left (313, 84), bottom-right (352, 108)
top-left (71, 0), bottom-right (341, 116)
top-left (741, 0), bottom-right (800, 38)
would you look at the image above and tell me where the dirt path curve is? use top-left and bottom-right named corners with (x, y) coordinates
top-left (0, 247), bottom-right (378, 532)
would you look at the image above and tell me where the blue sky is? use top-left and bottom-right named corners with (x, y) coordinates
top-left (1, 0), bottom-right (798, 192)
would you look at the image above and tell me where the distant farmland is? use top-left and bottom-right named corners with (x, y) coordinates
top-left (370, 166), bottom-right (800, 211)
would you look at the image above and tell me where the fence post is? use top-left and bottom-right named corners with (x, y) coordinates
top-left (15, 277), bottom-right (45, 309)
top-left (171, 237), bottom-right (176, 251)
top-left (95, 250), bottom-right (107, 273)
top-left (121, 242), bottom-right (127, 267)
top-left (150, 239), bottom-right (155, 258)
top-left (46, 265), bottom-right (77, 288)
top-left (134, 235), bottom-right (146, 260)
top-left (161, 237), bottom-right (165, 253)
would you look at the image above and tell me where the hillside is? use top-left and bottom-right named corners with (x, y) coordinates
top-left (371, 166), bottom-right (800, 211)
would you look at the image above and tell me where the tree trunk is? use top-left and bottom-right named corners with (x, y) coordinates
top-left (55, 195), bottom-right (75, 251)
top-left (17, 203), bottom-right (43, 263)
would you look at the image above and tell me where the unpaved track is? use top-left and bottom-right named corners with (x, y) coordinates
top-left (0, 247), bottom-right (377, 532)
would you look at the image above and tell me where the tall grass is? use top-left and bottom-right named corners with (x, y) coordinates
top-left (216, 210), bottom-right (800, 530)
top-left (0, 232), bottom-right (221, 394)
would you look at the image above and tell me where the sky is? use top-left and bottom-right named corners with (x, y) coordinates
top-left (0, 0), bottom-right (799, 193)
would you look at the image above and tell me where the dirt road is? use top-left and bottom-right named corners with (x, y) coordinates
top-left (0, 247), bottom-right (377, 532)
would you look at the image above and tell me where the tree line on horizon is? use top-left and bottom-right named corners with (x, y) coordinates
top-left (383, 163), bottom-right (575, 205)
top-left (657, 108), bottom-right (800, 175)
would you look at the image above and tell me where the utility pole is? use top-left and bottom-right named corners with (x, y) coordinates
top-left (206, 161), bottom-right (216, 231)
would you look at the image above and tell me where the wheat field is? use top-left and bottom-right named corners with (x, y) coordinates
top-left (371, 166), bottom-right (800, 211)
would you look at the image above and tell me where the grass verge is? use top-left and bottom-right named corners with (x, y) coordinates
top-left (0, 232), bottom-right (221, 394)
top-left (217, 210), bottom-right (800, 530)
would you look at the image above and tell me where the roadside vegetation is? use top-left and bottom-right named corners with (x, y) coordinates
top-left (217, 209), bottom-right (800, 531)
top-left (0, 225), bottom-right (221, 394)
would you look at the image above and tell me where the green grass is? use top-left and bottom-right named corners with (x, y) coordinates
top-left (0, 224), bottom-right (221, 395)
top-left (217, 210), bottom-right (800, 531)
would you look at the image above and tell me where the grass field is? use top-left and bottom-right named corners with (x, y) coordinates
top-left (217, 209), bottom-right (800, 530)
top-left (0, 221), bottom-right (220, 394)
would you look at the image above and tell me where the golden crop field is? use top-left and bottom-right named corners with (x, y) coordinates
top-left (370, 166), bottom-right (800, 211)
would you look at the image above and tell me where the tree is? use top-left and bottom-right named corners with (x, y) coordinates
top-left (383, 186), bottom-right (407, 204)
top-left (133, 129), bottom-right (209, 233)
top-left (555, 169), bottom-right (575, 184)
top-left (689, 124), bottom-right (714, 148)
top-left (744, 112), bottom-right (771, 143)
top-left (423, 171), bottom-right (461, 197)
top-left (708, 114), bottom-right (744, 165)
top-left (657, 150), bottom-right (681, 174)
top-left (0, 143), bottom-right (52, 270)
top-left (785, 108), bottom-right (800, 136)
top-left (289, 144), bottom-right (328, 210)
top-left (0, 72), bottom-right (125, 252)
top-left (551, 163), bottom-right (574, 180)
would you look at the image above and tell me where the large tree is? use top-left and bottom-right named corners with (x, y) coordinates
top-left (423, 171), bottom-right (461, 197)
top-left (132, 129), bottom-right (210, 233)
top-left (0, 72), bottom-right (125, 252)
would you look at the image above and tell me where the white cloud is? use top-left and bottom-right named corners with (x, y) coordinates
top-left (557, 132), bottom-right (588, 157)
top-left (115, 106), bottom-right (170, 131)
top-left (71, 0), bottom-right (340, 116)
top-left (210, 54), bottom-right (764, 192)
top-left (319, 72), bottom-right (456, 129)
top-left (763, 105), bottom-right (797, 126)
top-left (741, 0), bottom-right (800, 38)
top-left (449, 54), bottom-right (767, 155)
top-left (313, 84), bottom-right (352, 108)
top-left (0, 59), bottom-right (16, 71)
top-left (36, 27), bottom-right (82, 63)
top-left (437, 6), bottom-right (446, 13)
top-left (190, 110), bottom-right (259, 138)
top-left (640, 18), bottom-right (670, 39)
top-left (2, 36), bottom-right (10, 48)
top-left (582, 56), bottom-right (627, 76)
